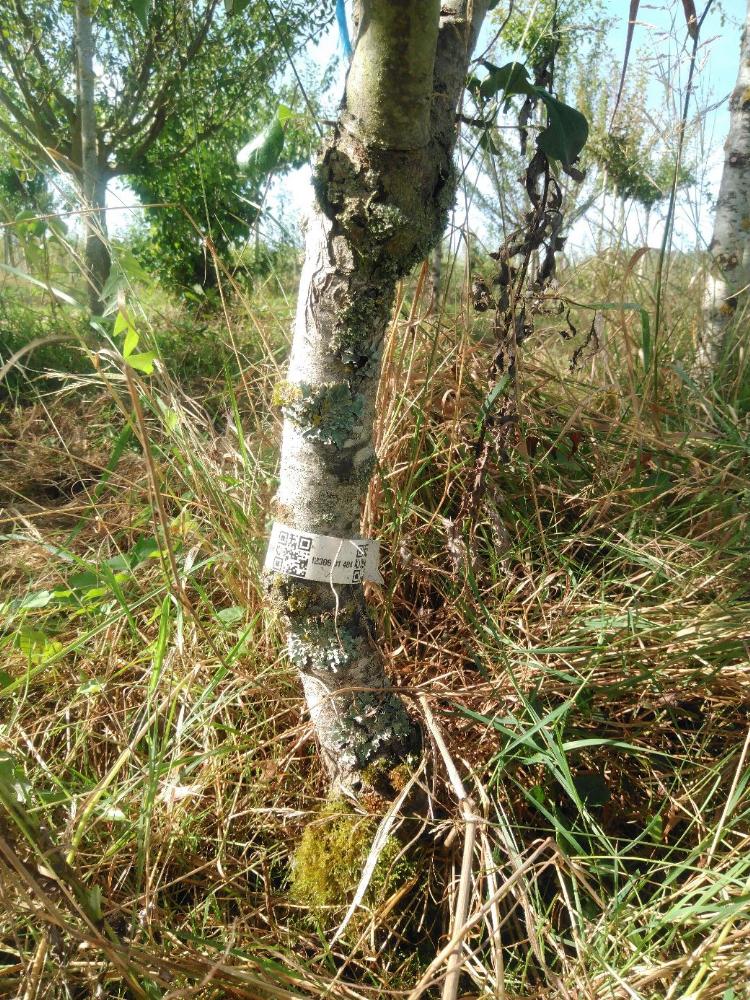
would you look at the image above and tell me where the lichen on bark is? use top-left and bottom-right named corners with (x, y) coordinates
top-left (269, 0), bottom-right (491, 796)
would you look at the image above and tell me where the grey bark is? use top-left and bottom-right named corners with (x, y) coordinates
top-left (271, 0), bottom-right (490, 795)
top-left (698, 1), bottom-right (750, 374)
top-left (75, 0), bottom-right (110, 314)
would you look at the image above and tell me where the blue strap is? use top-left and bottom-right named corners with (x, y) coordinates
top-left (335, 0), bottom-right (352, 60)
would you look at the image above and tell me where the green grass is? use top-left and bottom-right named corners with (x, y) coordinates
top-left (1, 245), bottom-right (750, 999)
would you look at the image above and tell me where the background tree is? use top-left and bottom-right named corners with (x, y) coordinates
top-left (698, 0), bottom-right (750, 374)
top-left (130, 99), bottom-right (317, 291)
top-left (0, 0), bottom-right (330, 308)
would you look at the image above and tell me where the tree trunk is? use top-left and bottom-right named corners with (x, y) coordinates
top-left (698, 0), bottom-right (750, 375)
top-left (75, 0), bottom-right (109, 314)
top-left (268, 0), bottom-right (489, 796)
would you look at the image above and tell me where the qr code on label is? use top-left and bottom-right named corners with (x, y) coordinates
top-left (351, 549), bottom-right (367, 584)
top-left (272, 529), bottom-right (313, 577)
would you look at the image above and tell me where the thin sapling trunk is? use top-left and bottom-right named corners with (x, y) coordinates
top-left (267, 0), bottom-right (489, 796)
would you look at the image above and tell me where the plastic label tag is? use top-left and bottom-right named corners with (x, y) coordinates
top-left (264, 522), bottom-right (383, 585)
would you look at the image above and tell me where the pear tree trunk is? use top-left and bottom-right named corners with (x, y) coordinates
top-left (75, 0), bottom-right (110, 314)
top-left (269, 0), bottom-right (489, 795)
top-left (698, 0), bottom-right (750, 374)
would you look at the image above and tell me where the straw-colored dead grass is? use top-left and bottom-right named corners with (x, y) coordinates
top-left (1, 262), bottom-right (750, 999)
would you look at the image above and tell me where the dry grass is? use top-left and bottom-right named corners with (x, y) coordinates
top-left (1, 248), bottom-right (750, 999)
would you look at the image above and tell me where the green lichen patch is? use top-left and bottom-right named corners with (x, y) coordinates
top-left (288, 619), bottom-right (359, 673)
top-left (329, 690), bottom-right (420, 769)
top-left (282, 381), bottom-right (363, 448)
top-left (333, 294), bottom-right (387, 368)
top-left (272, 379), bottom-right (303, 408)
top-left (290, 800), bottom-right (414, 913)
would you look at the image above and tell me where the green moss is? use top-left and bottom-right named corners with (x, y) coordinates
top-left (282, 381), bottom-right (363, 448)
top-left (362, 758), bottom-right (415, 793)
top-left (290, 800), bottom-right (414, 912)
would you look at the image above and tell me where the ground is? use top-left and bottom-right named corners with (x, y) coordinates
top-left (1, 254), bottom-right (750, 998)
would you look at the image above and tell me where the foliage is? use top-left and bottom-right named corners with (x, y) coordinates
top-left (0, 162), bottom-right (51, 220)
top-left (128, 103), bottom-right (313, 291)
top-left (590, 124), bottom-right (695, 210)
top-left (492, 0), bottom-right (608, 79)
top-left (0, 0), bottom-right (332, 296)
top-left (471, 60), bottom-right (589, 169)
top-left (0, 0), bottom-right (331, 176)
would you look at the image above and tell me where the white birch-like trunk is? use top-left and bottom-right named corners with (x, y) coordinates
top-left (270, 0), bottom-right (489, 795)
top-left (698, 1), bottom-right (750, 374)
top-left (75, 0), bottom-right (109, 313)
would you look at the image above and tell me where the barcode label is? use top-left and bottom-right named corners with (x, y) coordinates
top-left (264, 522), bottom-right (383, 585)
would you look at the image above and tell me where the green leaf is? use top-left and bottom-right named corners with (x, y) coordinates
top-left (87, 886), bottom-right (103, 921)
top-left (126, 352), bottom-right (156, 374)
top-left (68, 571), bottom-right (102, 591)
top-left (18, 590), bottom-right (52, 610)
top-left (123, 325), bottom-right (139, 358)
top-left (16, 627), bottom-right (48, 657)
top-left (129, 536), bottom-right (162, 567)
top-left (130, 0), bottom-right (149, 29)
top-left (478, 128), bottom-right (501, 156)
top-left (478, 61), bottom-right (533, 101)
top-left (236, 105), bottom-right (292, 177)
top-left (0, 752), bottom-right (32, 806)
top-left (78, 676), bottom-right (105, 697)
top-left (113, 309), bottom-right (129, 337)
top-left (216, 606), bottom-right (244, 625)
top-left (97, 801), bottom-right (127, 822)
top-left (534, 90), bottom-right (589, 168)
top-left (477, 374), bottom-right (510, 429)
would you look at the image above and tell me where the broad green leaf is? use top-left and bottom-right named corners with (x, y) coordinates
top-left (123, 325), bottom-right (139, 358)
top-left (16, 627), bottom-right (62, 663)
top-left (217, 606), bottom-right (244, 625)
top-left (0, 753), bottom-right (32, 806)
top-left (237, 105), bottom-right (293, 177)
top-left (18, 590), bottom-right (52, 610)
top-left (130, 536), bottom-right (162, 566)
top-left (534, 90), bottom-right (589, 168)
top-left (126, 352), bottom-right (156, 374)
top-left (78, 676), bottom-right (106, 697)
top-left (68, 571), bottom-right (101, 591)
top-left (17, 627), bottom-right (48, 657)
top-left (97, 801), bottom-right (128, 822)
top-left (478, 61), bottom-right (533, 101)
top-left (114, 309), bottom-right (129, 337)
